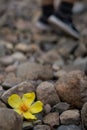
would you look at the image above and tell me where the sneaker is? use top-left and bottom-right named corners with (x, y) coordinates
top-left (36, 16), bottom-right (51, 31)
top-left (48, 14), bottom-right (80, 39)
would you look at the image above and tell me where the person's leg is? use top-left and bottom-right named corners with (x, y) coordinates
top-left (41, 0), bottom-right (53, 5)
top-left (48, 0), bottom-right (80, 39)
top-left (36, 0), bottom-right (54, 31)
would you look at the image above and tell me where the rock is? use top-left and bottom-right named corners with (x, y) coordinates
top-left (55, 70), bottom-right (87, 108)
top-left (33, 120), bottom-right (42, 125)
top-left (5, 64), bottom-right (17, 72)
top-left (0, 108), bottom-right (23, 130)
top-left (52, 102), bottom-right (70, 114)
top-left (38, 50), bottom-right (61, 64)
top-left (36, 82), bottom-right (60, 106)
top-left (0, 100), bottom-right (6, 108)
top-left (43, 112), bottom-right (60, 127)
top-left (53, 59), bottom-right (64, 71)
top-left (57, 38), bottom-right (78, 57)
top-left (33, 33), bottom-right (58, 43)
top-left (15, 43), bottom-right (29, 53)
top-left (0, 74), bottom-right (5, 84)
top-left (73, 2), bottom-right (87, 14)
top-left (1, 81), bottom-right (35, 103)
top-left (60, 110), bottom-right (80, 125)
top-left (81, 102), bottom-right (87, 129)
top-left (74, 43), bottom-right (87, 57)
top-left (34, 125), bottom-right (51, 130)
top-left (2, 73), bottom-right (22, 89)
top-left (23, 121), bottom-right (33, 130)
top-left (57, 125), bottom-right (81, 130)
top-left (0, 56), bottom-right (14, 66)
top-left (44, 104), bottom-right (51, 114)
top-left (16, 62), bottom-right (53, 80)
top-left (0, 86), bottom-right (4, 97)
top-left (54, 70), bottom-right (67, 78)
top-left (0, 42), bottom-right (6, 56)
top-left (12, 52), bottom-right (26, 61)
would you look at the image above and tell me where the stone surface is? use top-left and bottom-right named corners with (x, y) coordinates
top-left (1, 81), bottom-right (35, 103)
top-left (11, 52), bottom-right (26, 61)
top-left (38, 50), bottom-right (61, 64)
top-left (23, 121), bottom-right (33, 130)
top-left (43, 112), bottom-right (60, 127)
top-left (36, 82), bottom-right (60, 106)
top-left (0, 108), bottom-right (23, 130)
top-left (44, 104), bottom-right (51, 114)
top-left (0, 100), bottom-right (6, 108)
top-left (34, 125), bottom-right (51, 130)
top-left (55, 70), bottom-right (87, 108)
top-left (16, 62), bottom-right (53, 80)
top-left (60, 110), bottom-right (80, 125)
top-left (81, 102), bottom-right (87, 129)
top-left (2, 73), bottom-right (22, 89)
top-left (57, 125), bottom-right (81, 130)
top-left (0, 56), bottom-right (14, 66)
top-left (52, 102), bottom-right (70, 114)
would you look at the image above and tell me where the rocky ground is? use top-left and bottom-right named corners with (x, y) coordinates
top-left (0, 0), bottom-right (87, 130)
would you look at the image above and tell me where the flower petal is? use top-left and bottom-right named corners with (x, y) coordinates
top-left (30, 101), bottom-right (43, 114)
top-left (23, 111), bottom-right (36, 119)
top-left (8, 94), bottom-right (22, 108)
top-left (14, 108), bottom-right (22, 115)
top-left (22, 92), bottom-right (35, 106)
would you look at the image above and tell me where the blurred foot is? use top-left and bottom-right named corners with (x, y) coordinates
top-left (36, 16), bottom-right (51, 31)
top-left (48, 13), bottom-right (80, 39)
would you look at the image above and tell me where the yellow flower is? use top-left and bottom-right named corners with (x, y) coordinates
top-left (8, 92), bottom-right (43, 120)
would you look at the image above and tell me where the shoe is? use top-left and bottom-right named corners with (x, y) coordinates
top-left (36, 16), bottom-right (51, 31)
top-left (48, 14), bottom-right (80, 39)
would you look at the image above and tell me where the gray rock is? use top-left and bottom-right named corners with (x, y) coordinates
top-left (57, 125), bottom-right (81, 130)
top-left (1, 81), bottom-right (35, 103)
top-left (52, 102), bottom-right (70, 114)
top-left (36, 82), bottom-right (60, 106)
top-left (0, 43), bottom-right (6, 56)
top-left (38, 50), bottom-right (61, 64)
top-left (63, 57), bottom-right (87, 73)
top-left (44, 104), bottom-right (51, 114)
top-left (81, 102), bottom-right (87, 129)
top-left (0, 108), bottom-right (23, 130)
top-left (2, 73), bottom-right (22, 89)
top-left (0, 56), bottom-right (14, 66)
top-left (0, 100), bottom-right (6, 108)
top-left (12, 52), bottom-right (26, 61)
top-left (57, 38), bottom-right (78, 57)
top-left (16, 62), bottom-right (53, 80)
top-left (23, 121), bottom-right (33, 130)
top-left (73, 2), bottom-right (87, 14)
top-left (43, 112), bottom-right (60, 127)
top-left (34, 125), bottom-right (51, 130)
top-left (60, 110), bottom-right (80, 125)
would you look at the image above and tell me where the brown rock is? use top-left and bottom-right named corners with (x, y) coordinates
top-left (15, 43), bottom-right (29, 52)
top-left (36, 82), bottom-right (60, 106)
top-left (43, 112), bottom-right (60, 127)
top-left (0, 108), bottom-right (23, 130)
top-left (55, 70), bottom-right (87, 108)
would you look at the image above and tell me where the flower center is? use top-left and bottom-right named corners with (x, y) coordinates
top-left (20, 103), bottom-right (29, 112)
